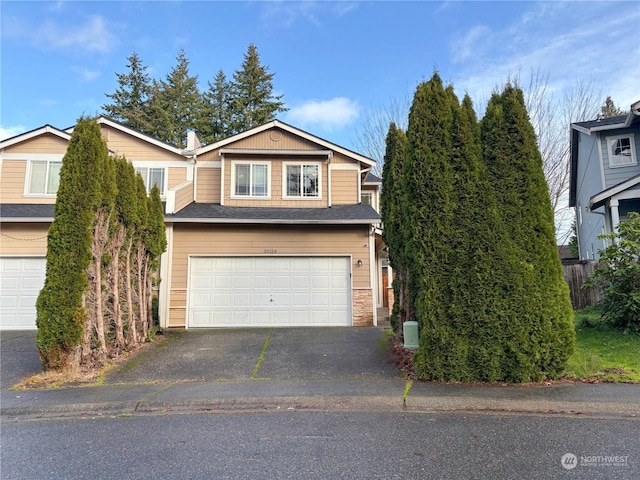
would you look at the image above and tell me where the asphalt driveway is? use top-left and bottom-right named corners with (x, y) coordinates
top-left (1, 330), bottom-right (41, 390)
top-left (106, 327), bottom-right (397, 384)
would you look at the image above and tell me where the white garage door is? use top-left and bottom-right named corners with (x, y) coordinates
top-left (0, 257), bottom-right (46, 330)
top-left (188, 256), bottom-right (351, 327)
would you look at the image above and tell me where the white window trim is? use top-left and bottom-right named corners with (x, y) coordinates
top-left (23, 159), bottom-right (63, 197)
top-left (230, 160), bottom-right (271, 199)
top-left (282, 161), bottom-right (322, 200)
top-left (135, 166), bottom-right (168, 197)
top-left (606, 134), bottom-right (637, 168)
top-left (361, 191), bottom-right (373, 205)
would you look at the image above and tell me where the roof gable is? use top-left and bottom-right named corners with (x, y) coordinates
top-left (195, 120), bottom-right (375, 167)
top-left (0, 125), bottom-right (71, 149)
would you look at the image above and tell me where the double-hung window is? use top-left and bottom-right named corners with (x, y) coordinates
top-left (284, 163), bottom-right (320, 198)
top-left (232, 162), bottom-right (269, 197)
top-left (135, 167), bottom-right (166, 195)
top-left (607, 135), bottom-right (637, 167)
top-left (27, 160), bottom-right (62, 195)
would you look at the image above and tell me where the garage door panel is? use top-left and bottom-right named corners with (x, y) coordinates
top-left (188, 256), bottom-right (351, 328)
top-left (1, 257), bottom-right (46, 330)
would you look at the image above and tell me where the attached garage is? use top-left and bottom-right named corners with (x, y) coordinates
top-left (188, 256), bottom-right (351, 327)
top-left (0, 257), bottom-right (46, 330)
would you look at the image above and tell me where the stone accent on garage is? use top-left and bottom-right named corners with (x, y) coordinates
top-left (352, 289), bottom-right (373, 326)
top-left (387, 287), bottom-right (395, 315)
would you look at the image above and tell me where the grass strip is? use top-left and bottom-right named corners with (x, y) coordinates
top-left (402, 379), bottom-right (413, 407)
top-left (251, 329), bottom-right (273, 380)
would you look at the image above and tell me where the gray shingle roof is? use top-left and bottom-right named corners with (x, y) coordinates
top-left (167, 203), bottom-right (380, 224)
top-left (365, 172), bottom-right (382, 184)
top-left (0, 204), bottom-right (55, 220)
top-left (572, 115), bottom-right (627, 130)
top-left (1, 202), bottom-right (382, 225)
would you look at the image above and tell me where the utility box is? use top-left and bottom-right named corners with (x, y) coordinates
top-left (403, 321), bottom-right (419, 349)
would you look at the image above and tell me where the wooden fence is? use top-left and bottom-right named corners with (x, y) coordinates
top-left (562, 260), bottom-right (603, 310)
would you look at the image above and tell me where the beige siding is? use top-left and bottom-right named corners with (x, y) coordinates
top-left (196, 168), bottom-right (221, 203)
top-left (168, 167), bottom-right (187, 189)
top-left (229, 129), bottom-right (322, 150)
top-left (101, 126), bottom-right (184, 162)
top-left (331, 170), bottom-right (359, 205)
top-left (1, 160), bottom-right (57, 204)
top-left (174, 182), bottom-right (194, 212)
top-left (4, 134), bottom-right (68, 154)
top-left (168, 224), bottom-right (370, 327)
top-left (222, 157), bottom-right (330, 207)
top-left (0, 223), bottom-right (50, 255)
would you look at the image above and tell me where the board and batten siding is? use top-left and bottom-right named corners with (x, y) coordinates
top-left (167, 224), bottom-right (371, 327)
top-left (0, 224), bottom-right (49, 255)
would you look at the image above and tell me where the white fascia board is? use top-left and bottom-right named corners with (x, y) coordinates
top-left (165, 217), bottom-right (377, 225)
top-left (94, 117), bottom-right (184, 155)
top-left (0, 126), bottom-right (71, 149)
top-left (571, 124), bottom-right (591, 135)
top-left (219, 148), bottom-right (332, 157)
top-left (0, 217), bottom-right (54, 222)
top-left (196, 120), bottom-right (376, 168)
top-left (588, 174), bottom-right (640, 210)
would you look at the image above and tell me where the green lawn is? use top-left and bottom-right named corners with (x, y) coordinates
top-left (565, 307), bottom-right (640, 383)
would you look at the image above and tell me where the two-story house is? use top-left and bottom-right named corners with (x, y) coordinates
top-left (0, 118), bottom-right (388, 330)
top-left (569, 100), bottom-right (640, 260)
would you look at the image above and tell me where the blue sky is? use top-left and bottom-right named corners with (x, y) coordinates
top-left (1, 1), bottom-right (639, 151)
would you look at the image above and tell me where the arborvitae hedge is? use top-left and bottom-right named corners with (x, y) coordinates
top-left (36, 118), bottom-right (106, 370)
top-left (481, 84), bottom-right (574, 380)
top-left (380, 123), bottom-right (408, 332)
top-left (403, 73), bottom-right (456, 376)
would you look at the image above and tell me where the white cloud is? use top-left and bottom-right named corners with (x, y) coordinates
top-left (285, 97), bottom-right (359, 131)
top-left (451, 25), bottom-right (491, 63)
top-left (0, 125), bottom-right (25, 141)
top-left (71, 66), bottom-right (101, 83)
top-left (259, 1), bottom-right (357, 29)
top-left (6, 15), bottom-right (118, 54)
top-left (450, 2), bottom-right (640, 114)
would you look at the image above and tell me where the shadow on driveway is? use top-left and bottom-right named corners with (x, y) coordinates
top-left (106, 327), bottom-right (397, 384)
top-left (1, 331), bottom-right (41, 390)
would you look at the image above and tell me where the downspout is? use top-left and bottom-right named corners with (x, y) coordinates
top-left (327, 151), bottom-right (333, 207)
top-left (369, 224), bottom-right (377, 326)
top-left (220, 152), bottom-right (225, 206)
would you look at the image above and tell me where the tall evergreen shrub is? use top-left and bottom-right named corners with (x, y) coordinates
top-left (481, 84), bottom-right (574, 380)
top-left (36, 118), bottom-right (106, 370)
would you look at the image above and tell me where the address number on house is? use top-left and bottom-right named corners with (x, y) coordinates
top-left (264, 249), bottom-right (277, 254)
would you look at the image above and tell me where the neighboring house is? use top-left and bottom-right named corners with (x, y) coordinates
top-left (569, 100), bottom-right (640, 260)
top-left (0, 118), bottom-right (386, 330)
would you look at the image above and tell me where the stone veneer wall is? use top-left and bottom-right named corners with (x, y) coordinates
top-left (387, 287), bottom-right (395, 313)
top-left (352, 289), bottom-right (373, 326)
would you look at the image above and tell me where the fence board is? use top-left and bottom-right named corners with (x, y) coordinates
top-left (562, 261), bottom-right (602, 310)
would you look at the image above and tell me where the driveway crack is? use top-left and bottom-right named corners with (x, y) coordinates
top-left (251, 329), bottom-right (273, 380)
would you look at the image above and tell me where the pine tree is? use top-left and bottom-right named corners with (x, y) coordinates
top-left (103, 53), bottom-right (152, 132)
top-left (481, 84), bottom-right (574, 380)
top-left (402, 73), bottom-right (456, 378)
top-left (200, 69), bottom-right (233, 143)
top-left (380, 123), bottom-right (408, 333)
top-left (147, 50), bottom-right (202, 148)
top-left (599, 96), bottom-right (626, 118)
top-left (230, 43), bottom-right (287, 133)
top-left (36, 118), bottom-right (106, 370)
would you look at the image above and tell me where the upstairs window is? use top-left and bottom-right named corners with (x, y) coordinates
top-left (232, 162), bottom-right (269, 197)
top-left (361, 192), bottom-right (373, 206)
top-left (284, 163), bottom-right (320, 198)
top-left (607, 135), bottom-right (637, 167)
top-left (27, 160), bottom-right (62, 195)
top-left (135, 167), bottom-right (165, 195)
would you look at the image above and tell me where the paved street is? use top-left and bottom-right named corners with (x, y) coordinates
top-left (2, 411), bottom-right (638, 479)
